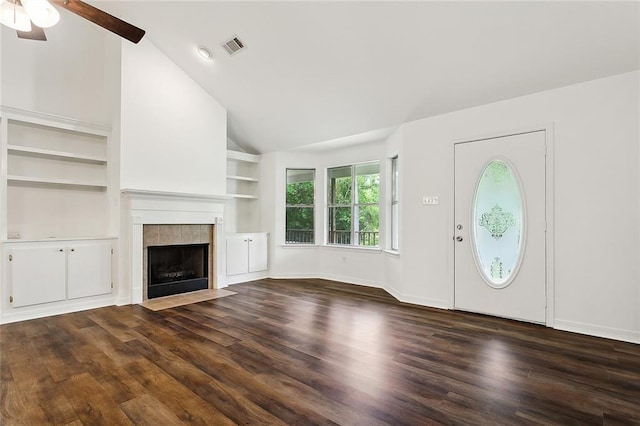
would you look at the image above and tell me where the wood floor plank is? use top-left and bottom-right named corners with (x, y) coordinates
top-left (120, 393), bottom-right (187, 425)
top-left (61, 372), bottom-right (132, 425)
top-left (123, 356), bottom-right (235, 425)
top-left (2, 278), bottom-right (640, 424)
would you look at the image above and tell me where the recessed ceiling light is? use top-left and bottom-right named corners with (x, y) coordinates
top-left (197, 45), bottom-right (213, 60)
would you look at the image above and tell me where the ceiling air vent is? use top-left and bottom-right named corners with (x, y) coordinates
top-left (222, 36), bottom-right (245, 56)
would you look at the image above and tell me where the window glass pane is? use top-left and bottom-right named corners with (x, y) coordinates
top-left (287, 169), bottom-right (315, 184)
top-left (286, 169), bottom-right (315, 205)
top-left (472, 160), bottom-right (524, 287)
top-left (285, 207), bottom-right (314, 243)
top-left (391, 203), bottom-right (398, 250)
top-left (286, 180), bottom-right (314, 205)
top-left (356, 173), bottom-right (379, 204)
top-left (391, 157), bottom-right (398, 202)
top-left (328, 206), bottom-right (351, 244)
top-left (286, 168), bottom-right (315, 245)
top-left (328, 166), bottom-right (352, 180)
top-left (356, 205), bottom-right (379, 246)
top-left (329, 175), bottom-right (352, 205)
top-left (327, 162), bottom-right (379, 247)
top-left (355, 162), bottom-right (379, 176)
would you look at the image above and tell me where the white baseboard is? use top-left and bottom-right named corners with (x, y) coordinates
top-left (383, 284), bottom-right (450, 310)
top-left (268, 273), bottom-right (318, 280)
top-left (116, 296), bottom-right (131, 306)
top-left (0, 295), bottom-right (116, 324)
top-left (554, 319), bottom-right (640, 344)
top-left (268, 273), bottom-right (451, 311)
top-left (316, 272), bottom-right (384, 289)
top-left (226, 270), bottom-right (269, 285)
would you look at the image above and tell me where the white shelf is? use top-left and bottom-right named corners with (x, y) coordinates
top-left (227, 150), bottom-right (260, 163)
top-left (7, 145), bottom-right (107, 164)
top-left (8, 175), bottom-right (107, 189)
top-left (227, 175), bottom-right (258, 182)
top-left (228, 193), bottom-right (258, 199)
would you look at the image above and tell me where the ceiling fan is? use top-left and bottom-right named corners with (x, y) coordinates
top-left (0, 0), bottom-right (145, 43)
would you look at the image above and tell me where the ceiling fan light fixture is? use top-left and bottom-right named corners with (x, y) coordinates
top-left (20, 0), bottom-right (59, 28)
top-left (197, 45), bottom-right (213, 60)
top-left (0, 0), bottom-right (32, 32)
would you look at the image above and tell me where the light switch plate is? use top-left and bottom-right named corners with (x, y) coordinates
top-left (422, 196), bottom-right (439, 205)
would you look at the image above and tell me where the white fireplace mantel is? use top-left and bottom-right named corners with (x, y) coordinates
top-left (120, 189), bottom-right (231, 305)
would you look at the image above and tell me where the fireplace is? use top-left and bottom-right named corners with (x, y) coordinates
top-left (121, 190), bottom-right (229, 305)
top-left (147, 244), bottom-right (209, 299)
top-left (142, 223), bottom-right (215, 301)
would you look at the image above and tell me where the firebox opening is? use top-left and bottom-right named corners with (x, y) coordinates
top-left (147, 243), bottom-right (209, 299)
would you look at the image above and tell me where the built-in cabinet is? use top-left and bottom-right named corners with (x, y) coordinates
top-left (6, 240), bottom-right (112, 308)
top-left (0, 107), bottom-right (117, 323)
top-left (226, 233), bottom-right (268, 284)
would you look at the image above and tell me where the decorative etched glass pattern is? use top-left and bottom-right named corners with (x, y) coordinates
top-left (472, 160), bottom-right (524, 287)
top-left (480, 205), bottom-right (515, 239)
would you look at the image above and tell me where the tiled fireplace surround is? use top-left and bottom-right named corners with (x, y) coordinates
top-left (121, 190), bottom-right (229, 305)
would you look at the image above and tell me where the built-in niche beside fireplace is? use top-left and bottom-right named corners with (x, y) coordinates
top-left (143, 224), bottom-right (214, 301)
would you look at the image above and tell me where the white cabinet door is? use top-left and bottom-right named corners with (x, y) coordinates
top-left (67, 242), bottom-right (112, 300)
top-left (10, 246), bottom-right (66, 308)
top-left (248, 234), bottom-right (268, 273)
top-left (227, 237), bottom-right (249, 276)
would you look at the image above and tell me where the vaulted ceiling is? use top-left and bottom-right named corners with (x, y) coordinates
top-left (92, 1), bottom-right (639, 153)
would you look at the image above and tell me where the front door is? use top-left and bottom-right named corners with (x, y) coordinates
top-left (454, 131), bottom-right (547, 323)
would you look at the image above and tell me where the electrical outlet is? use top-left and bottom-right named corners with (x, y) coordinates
top-left (422, 196), bottom-right (439, 205)
top-left (8, 231), bottom-right (21, 239)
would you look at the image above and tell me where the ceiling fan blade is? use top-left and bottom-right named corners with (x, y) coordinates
top-left (50, 0), bottom-right (145, 44)
top-left (17, 25), bottom-right (47, 41)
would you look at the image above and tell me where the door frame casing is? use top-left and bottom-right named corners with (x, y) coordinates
top-left (450, 124), bottom-right (555, 327)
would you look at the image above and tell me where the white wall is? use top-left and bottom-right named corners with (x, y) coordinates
top-left (401, 71), bottom-right (639, 342)
top-left (0, 21), bottom-right (119, 124)
top-left (120, 39), bottom-right (227, 196)
top-left (266, 71), bottom-right (640, 343)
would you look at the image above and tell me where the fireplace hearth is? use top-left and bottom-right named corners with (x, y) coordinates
top-left (148, 244), bottom-right (208, 299)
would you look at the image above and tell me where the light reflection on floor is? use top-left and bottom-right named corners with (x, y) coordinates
top-left (285, 297), bottom-right (389, 397)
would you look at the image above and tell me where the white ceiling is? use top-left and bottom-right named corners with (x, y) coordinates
top-left (93, 1), bottom-right (639, 153)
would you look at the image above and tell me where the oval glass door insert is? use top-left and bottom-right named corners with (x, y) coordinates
top-left (472, 160), bottom-right (524, 288)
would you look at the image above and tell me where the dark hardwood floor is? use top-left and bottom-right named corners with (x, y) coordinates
top-left (1, 278), bottom-right (639, 425)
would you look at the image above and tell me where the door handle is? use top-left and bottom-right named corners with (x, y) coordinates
top-left (455, 236), bottom-right (463, 242)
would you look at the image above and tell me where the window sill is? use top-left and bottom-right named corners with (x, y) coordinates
top-left (281, 244), bottom-right (320, 249)
top-left (383, 249), bottom-right (400, 258)
top-left (323, 244), bottom-right (382, 253)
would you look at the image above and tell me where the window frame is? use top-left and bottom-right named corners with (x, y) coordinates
top-left (327, 161), bottom-right (380, 247)
top-left (390, 155), bottom-right (399, 251)
top-left (285, 168), bottom-right (316, 245)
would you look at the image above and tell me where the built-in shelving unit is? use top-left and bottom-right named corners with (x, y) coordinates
top-left (226, 150), bottom-right (260, 200)
top-left (226, 149), bottom-right (261, 232)
top-left (0, 106), bottom-right (117, 323)
top-left (0, 106), bottom-right (114, 241)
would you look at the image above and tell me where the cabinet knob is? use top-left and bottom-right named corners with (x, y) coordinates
top-left (70, 248), bottom-right (75, 252)
top-left (59, 249), bottom-right (64, 252)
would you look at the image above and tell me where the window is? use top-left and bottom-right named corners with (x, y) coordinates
top-left (391, 156), bottom-right (399, 251)
top-left (285, 169), bottom-right (315, 244)
top-left (327, 162), bottom-right (379, 247)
